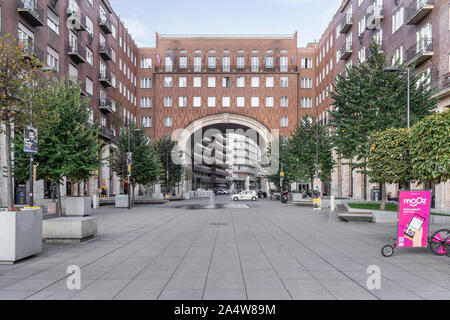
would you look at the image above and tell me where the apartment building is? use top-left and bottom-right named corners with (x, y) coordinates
top-left (314, 0), bottom-right (450, 208)
top-left (0, 0), bottom-right (139, 202)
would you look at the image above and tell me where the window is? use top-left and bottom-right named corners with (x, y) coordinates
top-left (85, 77), bottom-right (93, 95)
top-left (251, 77), bottom-right (259, 88)
top-left (208, 97), bottom-right (216, 107)
top-left (237, 56), bottom-right (245, 69)
top-left (140, 58), bottom-right (152, 69)
top-left (280, 77), bottom-right (289, 88)
top-left (47, 9), bottom-right (59, 34)
top-left (301, 97), bottom-right (313, 108)
top-left (392, 7), bottom-right (404, 34)
top-left (179, 96), bottom-right (187, 107)
top-left (222, 77), bottom-right (231, 88)
top-left (222, 97), bottom-right (230, 108)
top-left (165, 56), bottom-right (173, 72)
top-left (237, 77), bottom-right (245, 88)
top-left (179, 77), bottom-right (187, 88)
top-left (208, 77), bottom-right (216, 88)
top-left (68, 63), bottom-right (78, 83)
top-left (265, 56), bottom-right (273, 69)
top-left (391, 45), bottom-right (404, 65)
top-left (301, 78), bottom-right (312, 88)
top-left (358, 16), bottom-right (366, 36)
top-left (251, 97), bottom-right (259, 107)
top-left (222, 56), bottom-right (230, 72)
top-left (417, 67), bottom-right (431, 89)
top-left (208, 56), bottom-right (216, 69)
top-left (266, 77), bottom-right (274, 88)
top-left (237, 97), bottom-right (245, 108)
top-left (193, 97), bottom-right (201, 107)
top-left (251, 56), bottom-right (259, 72)
top-left (280, 96), bottom-right (288, 108)
top-left (280, 56), bottom-right (288, 72)
top-left (194, 56), bottom-right (202, 72)
top-left (46, 46), bottom-right (59, 72)
top-left (141, 117), bottom-right (152, 128)
top-left (266, 97), bottom-right (274, 108)
top-left (179, 56), bottom-right (187, 69)
top-left (301, 58), bottom-right (312, 69)
top-left (164, 77), bottom-right (172, 88)
top-left (193, 77), bottom-right (201, 88)
top-left (164, 96), bottom-right (172, 107)
top-left (164, 116), bottom-right (172, 127)
top-left (141, 97), bottom-right (152, 108)
top-left (358, 48), bottom-right (366, 63)
top-left (280, 116), bottom-right (289, 127)
top-left (141, 78), bottom-right (152, 89)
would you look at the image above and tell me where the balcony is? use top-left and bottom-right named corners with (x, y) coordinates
top-left (433, 73), bottom-right (450, 101)
top-left (339, 43), bottom-right (353, 61)
top-left (339, 13), bottom-right (353, 34)
top-left (406, 38), bottom-right (433, 66)
top-left (99, 98), bottom-right (115, 113)
top-left (366, 5), bottom-right (384, 30)
top-left (98, 126), bottom-right (115, 141)
top-left (16, 0), bottom-right (44, 27)
top-left (154, 64), bottom-right (298, 73)
top-left (406, 0), bottom-right (433, 25)
top-left (18, 40), bottom-right (44, 63)
top-left (99, 72), bottom-right (112, 87)
top-left (98, 16), bottom-right (112, 34)
top-left (99, 44), bottom-right (113, 61)
top-left (67, 40), bottom-right (86, 64)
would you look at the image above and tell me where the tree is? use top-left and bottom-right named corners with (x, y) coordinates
top-left (410, 110), bottom-right (450, 185)
top-left (155, 136), bottom-right (184, 192)
top-left (110, 123), bottom-right (162, 202)
top-left (286, 116), bottom-right (334, 191)
top-left (0, 36), bottom-right (43, 207)
top-left (14, 79), bottom-right (103, 215)
top-left (261, 138), bottom-right (294, 191)
top-left (368, 128), bottom-right (413, 210)
top-left (330, 41), bottom-right (437, 198)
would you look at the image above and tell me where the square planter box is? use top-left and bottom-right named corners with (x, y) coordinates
top-left (65, 197), bottom-right (92, 216)
top-left (115, 195), bottom-right (129, 208)
top-left (0, 208), bottom-right (43, 264)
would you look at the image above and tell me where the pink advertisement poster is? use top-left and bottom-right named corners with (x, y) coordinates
top-left (397, 191), bottom-right (432, 248)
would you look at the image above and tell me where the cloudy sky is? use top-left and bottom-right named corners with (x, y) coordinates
top-left (109, 0), bottom-right (341, 47)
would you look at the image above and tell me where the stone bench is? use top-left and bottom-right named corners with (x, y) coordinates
top-left (338, 212), bottom-right (374, 222)
top-left (43, 217), bottom-right (98, 243)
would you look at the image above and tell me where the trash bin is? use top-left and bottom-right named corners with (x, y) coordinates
top-left (371, 187), bottom-right (380, 201)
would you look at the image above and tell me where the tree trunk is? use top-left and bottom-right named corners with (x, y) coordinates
top-left (380, 182), bottom-right (387, 211)
top-left (132, 184), bottom-right (136, 206)
top-left (349, 160), bottom-right (353, 198)
top-left (5, 121), bottom-right (13, 208)
top-left (56, 183), bottom-right (62, 217)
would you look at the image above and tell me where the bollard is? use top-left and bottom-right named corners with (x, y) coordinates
top-left (93, 195), bottom-right (99, 209)
top-left (330, 196), bottom-right (335, 212)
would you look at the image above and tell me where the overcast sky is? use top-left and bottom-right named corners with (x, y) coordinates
top-left (109, 0), bottom-right (341, 48)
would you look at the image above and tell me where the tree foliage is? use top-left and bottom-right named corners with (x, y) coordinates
top-left (286, 116), bottom-right (334, 186)
top-left (330, 42), bottom-right (437, 170)
top-left (154, 136), bottom-right (184, 190)
top-left (261, 138), bottom-right (294, 191)
top-left (410, 110), bottom-right (450, 184)
top-left (367, 128), bottom-right (413, 185)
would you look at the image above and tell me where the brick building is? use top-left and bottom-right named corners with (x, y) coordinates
top-left (314, 0), bottom-right (450, 209)
top-left (0, 0), bottom-right (139, 203)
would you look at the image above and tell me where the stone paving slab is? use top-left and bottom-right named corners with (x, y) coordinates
top-left (0, 197), bottom-right (448, 300)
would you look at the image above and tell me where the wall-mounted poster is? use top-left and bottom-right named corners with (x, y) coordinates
top-left (397, 191), bottom-right (432, 248)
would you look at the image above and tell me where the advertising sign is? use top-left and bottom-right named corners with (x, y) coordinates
top-left (397, 191), bottom-right (432, 248)
top-left (313, 197), bottom-right (322, 210)
top-left (24, 126), bottom-right (38, 154)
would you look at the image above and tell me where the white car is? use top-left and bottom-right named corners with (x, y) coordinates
top-left (231, 191), bottom-right (258, 202)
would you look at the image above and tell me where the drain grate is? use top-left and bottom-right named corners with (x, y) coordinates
top-left (210, 223), bottom-right (229, 226)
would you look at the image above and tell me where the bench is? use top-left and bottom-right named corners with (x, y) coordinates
top-left (43, 217), bottom-right (98, 243)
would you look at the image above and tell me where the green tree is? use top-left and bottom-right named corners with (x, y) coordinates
top-left (330, 41), bottom-right (437, 197)
top-left (367, 128), bottom-right (413, 210)
top-left (13, 79), bottom-right (103, 215)
top-left (261, 138), bottom-right (293, 191)
top-left (286, 116), bottom-right (334, 191)
top-left (0, 36), bottom-right (44, 207)
top-left (110, 123), bottom-right (162, 202)
top-left (410, 110), bottom-right (450, 185)
top-left (155, 136), bottom-right (184, 192)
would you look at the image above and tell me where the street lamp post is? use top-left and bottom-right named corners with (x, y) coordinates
top-left (383, 66), bottom-right (411, 129)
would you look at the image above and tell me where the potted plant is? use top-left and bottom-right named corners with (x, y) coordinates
top-left (0, 207), bottom-right (43, 264)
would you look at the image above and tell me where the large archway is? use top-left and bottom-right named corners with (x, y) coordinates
top-left (170, 113), bottom-right (279, 192)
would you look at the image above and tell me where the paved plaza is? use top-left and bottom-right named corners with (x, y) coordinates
top-left (0, 197), bottom-right (449, 300)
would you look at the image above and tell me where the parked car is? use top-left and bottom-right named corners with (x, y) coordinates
top-left (231, 190), bottom-right (258, 201)
top-left (216, 188), bottom-right (230, 195)
top-left (302, 190), bottom-right (320, 198)
top-left (256, 190), bottom-right (268, 198)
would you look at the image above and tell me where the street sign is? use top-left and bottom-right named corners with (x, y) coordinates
top-left (126, 152), bottom-right (132, 166)
top-left (280, 172), bottom-right (285, 178)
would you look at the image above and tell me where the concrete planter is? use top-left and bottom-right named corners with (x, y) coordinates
top-left (65, 197), bottom-right (92, 216)
top-left (115, 195), bottom-right (129, 208)
top-left (0, 208), bottom-right (43, 264)
top-left (292, 193), bottom-right (303, 202)
top-left (43, 217), bottom-right (98, 243)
